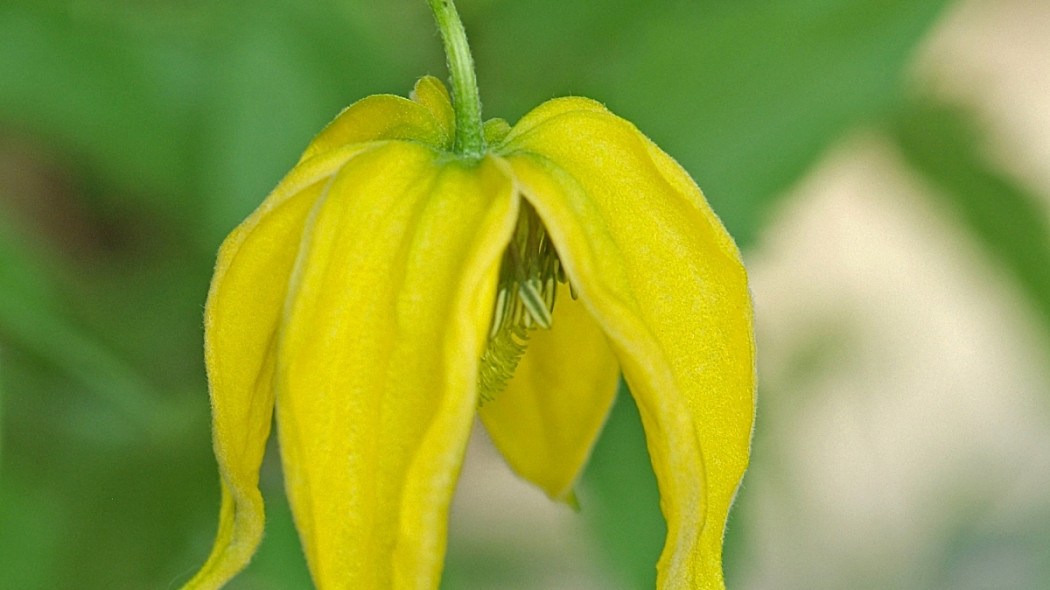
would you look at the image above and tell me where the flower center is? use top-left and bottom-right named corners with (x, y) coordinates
top-left (477, 201), bottom-right (571, 404)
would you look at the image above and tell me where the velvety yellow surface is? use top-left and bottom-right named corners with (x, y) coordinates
top-left (500, 99), bottom-right (755, 587)
top-left (184, 145), bottom-right (372, 589)
top-left (277, 145), bottom-right (516, 588)
top-left (186, 77), bottom-right (753, 590)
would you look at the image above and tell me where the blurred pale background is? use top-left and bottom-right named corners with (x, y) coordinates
top-left (0, 0), bottom-right (1047, 589)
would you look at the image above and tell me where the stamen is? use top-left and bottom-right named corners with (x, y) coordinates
top-left (476, 201), bottom-right (567, 405)
top-left (489, 288), bottom-right (508, 338)
top-left (477, 325), bottom-right (527, 404)
top-left (518, 278), bottom-right (552, 329)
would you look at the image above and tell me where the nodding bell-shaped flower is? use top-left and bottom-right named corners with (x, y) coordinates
top-left (182, 74), bottom-right (754, 590)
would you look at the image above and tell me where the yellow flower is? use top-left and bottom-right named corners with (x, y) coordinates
top-left (183, 76), bottom-right (754, 590)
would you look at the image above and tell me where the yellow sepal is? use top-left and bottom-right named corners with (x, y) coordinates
top-left (503, 106), bottom-right (755, 590)
top-left (410, 75), bottom-right (455, 144)
top-left (299, 93), bottom-right (449, 163)
top-left (185, 144), bottom-right (370, 590)
top-left (276, 142), bottom-right (518, 589)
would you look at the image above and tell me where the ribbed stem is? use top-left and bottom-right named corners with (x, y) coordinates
top-left (427, 0), bottom-right (485, 157)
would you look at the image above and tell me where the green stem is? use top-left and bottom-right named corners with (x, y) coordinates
top-left (427, 0), bottom-right (484, 157)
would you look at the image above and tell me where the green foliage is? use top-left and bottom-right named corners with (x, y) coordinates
top-left (583, 385), bottom-right (665, 588)
top-left (470, 0), bottom-right (955, 246)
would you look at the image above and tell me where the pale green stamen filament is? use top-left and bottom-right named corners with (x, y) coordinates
top-left (478, 202), bottom-right (566, 404)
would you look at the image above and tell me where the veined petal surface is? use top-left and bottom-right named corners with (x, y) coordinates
top-left (298, 94), bottom-right (449, 163)
top-left (276, 142), bottom-right (518, 589)
top-left (503, 109), bottom-right (755, 589)
top-left (479, 293), bottom-right (619, 501)
top-left (497, 96), bottom-right (608, 148)
top-left (183, 144), bottom-right (372, 590)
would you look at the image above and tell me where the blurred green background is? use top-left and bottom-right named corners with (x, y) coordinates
top-left (2, 0), bottom-right (1049, 588)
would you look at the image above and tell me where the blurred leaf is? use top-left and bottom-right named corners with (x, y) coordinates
top-left (0, 330), bottom-right (214, 589)
top-left (0, 470), bottom-right (66, 590)
top-left (0, 1), bottom-right (436, 251)
top-left (0, 350), bottom-right (4, 469)
top-left (581, 384), bottom-right (664, 588)
top-left (889, 98), bottom-right (1050, 335)
top-left (0, 3), bottom-right (201, 210)
top-left (194, 1), bottom-right (429, 246)
top-left (472, 0), bottom-right (956, 246)
top-left (0, 210), bottom-right (161, 437)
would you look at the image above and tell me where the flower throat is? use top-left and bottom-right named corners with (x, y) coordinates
top-left (477, 201), bottom-right (571, 404)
